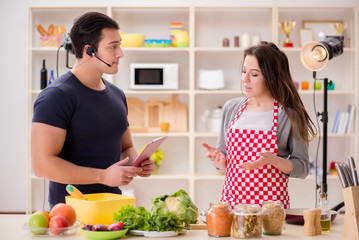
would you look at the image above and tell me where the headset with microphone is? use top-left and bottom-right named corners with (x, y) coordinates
top-left (86, 46), bottom-right (112, 67)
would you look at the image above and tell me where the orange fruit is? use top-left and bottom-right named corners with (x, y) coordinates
top-left (49, 203), bottom-right (77, 226)
top-left (35, 210), bottom-right (50, 221)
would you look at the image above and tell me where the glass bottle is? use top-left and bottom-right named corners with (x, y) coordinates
top-left (48, 70), bottom-right (55, 85)
top-left (206, 202), bottom-right (233, 237)
top-left (40, 59), bottom-right (47, 89)
top-left (317, 190), bottom-right (331, 232)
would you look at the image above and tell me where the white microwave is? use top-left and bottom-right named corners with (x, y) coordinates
top-left (130, 63), bottom-right (178, 90)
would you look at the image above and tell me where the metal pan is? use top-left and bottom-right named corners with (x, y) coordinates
top-left (285, 202), bottom-right (344, 225)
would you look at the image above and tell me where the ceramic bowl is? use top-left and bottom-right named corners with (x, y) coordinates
top-left (120, 33), bottom-right (145, 47)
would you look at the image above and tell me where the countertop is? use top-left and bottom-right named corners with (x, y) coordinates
top-left (0, 213), bottom-right (346, 239)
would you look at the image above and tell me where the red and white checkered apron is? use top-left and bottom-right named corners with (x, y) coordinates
top-left (220, 98), bottom-right (290, 209)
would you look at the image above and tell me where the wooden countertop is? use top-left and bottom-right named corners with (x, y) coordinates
top-left (0, 213), bottom-right (346, 239)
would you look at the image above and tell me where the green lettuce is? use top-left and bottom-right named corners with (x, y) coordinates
top-left (112, 205), bottom-right (151, 231)
top-left (112, 190), bottom-right (198, 233)
top-left (112, 204), bottom-right (183, 233)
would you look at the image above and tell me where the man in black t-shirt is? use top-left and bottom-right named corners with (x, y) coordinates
top-left (31, 12), bottom-right (155, 207)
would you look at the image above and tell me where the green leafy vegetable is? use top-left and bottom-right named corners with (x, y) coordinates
top-left (112, 204), bottom-right (183, 233)
top-left (112, 190), bottom-right (199, 233)
top-left (151, 189), bottom-right (199, 229)
top-left (112, 205), bottom-right (151, 231)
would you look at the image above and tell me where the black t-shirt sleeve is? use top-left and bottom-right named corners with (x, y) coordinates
top-left (32, 87), bottom-right (74, 130)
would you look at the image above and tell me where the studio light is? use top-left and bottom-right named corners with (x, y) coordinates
top-left (300, 35), bottom-right (344, 195)
top-left (301, 36), bottom-right (344, 71)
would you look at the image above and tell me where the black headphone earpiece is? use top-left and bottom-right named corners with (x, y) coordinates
top-left (86, 46), bottom-right (95, 56)
top-left (85, 45), bottom-right (112, 67)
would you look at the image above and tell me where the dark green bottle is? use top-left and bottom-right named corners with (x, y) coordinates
top-left (40, 59), bottom-right (47, 89)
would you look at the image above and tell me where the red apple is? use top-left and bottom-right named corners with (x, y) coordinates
top-left (49, 216), bottom-right (69, 235)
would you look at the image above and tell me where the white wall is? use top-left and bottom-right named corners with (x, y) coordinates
top-left (0, 0), bottom-right (358, 212)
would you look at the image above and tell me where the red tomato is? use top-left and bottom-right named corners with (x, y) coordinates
top-left (118, 222), bottom-right (124, 229)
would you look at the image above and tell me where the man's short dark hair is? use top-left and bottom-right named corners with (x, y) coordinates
top-left (69, 12), bottom-right (119, 58)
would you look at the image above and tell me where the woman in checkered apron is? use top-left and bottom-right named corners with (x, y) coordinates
top-left (202, 42), bottom-right (317, 209)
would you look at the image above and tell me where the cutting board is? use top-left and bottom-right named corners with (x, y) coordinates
top-left (190, 217), bottom-right (207, 230)
top-left (127, 97), bottom-right (147, 133)
top-left (127, 95), bottom-right (188, 133)
top-left (162, 94), bottom-right (188, 132)
top-left (145, 101), bottom-right (164, 132)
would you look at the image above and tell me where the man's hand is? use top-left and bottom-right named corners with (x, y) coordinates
top-left (102, 157), bottom-right (143, 186)
top-left (137, 159), bottom-right (155, 177)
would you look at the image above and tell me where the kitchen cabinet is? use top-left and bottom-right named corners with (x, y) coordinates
top-left (26, 5), bottom-right (357, 213)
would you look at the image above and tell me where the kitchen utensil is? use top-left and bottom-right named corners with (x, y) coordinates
top-left (342, 186), bottom-right (359, 239)
top-left (127, 97), bottom-right (146, 133)
top-left (336, 163), bottom-right (349, 188)
top-left (66, 184), bottom-right (87, 200)
top-left (145, 101), bottom-right (164, 131)
top-left (144, 231), bottom-right (178, 237)
top-left (342, 164), bottom-right (354, 186)
top-left (302, 209), bottom-right (316, 236)
top-left (286, 209), bottom-right (337, 225)
top-left (162, 94), bottom-right (188, 132)
top-left (285, 201), bottom-right (344, 225)
top-left (22, 220), bottom-right (80, 236)
top-left (348, 156), bottom-right (359, 186)
top-left (81, 228), bottom-right (128, 239)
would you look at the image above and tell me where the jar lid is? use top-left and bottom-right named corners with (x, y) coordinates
top-left (210, 201), bottom-right (230, 208)
top-left (262, 200), bottom-right (283, 208)
top-left (234, 204), bottom-right (261, 214)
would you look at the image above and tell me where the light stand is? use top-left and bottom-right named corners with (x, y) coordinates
top-left (313, 72), bottom-right (333, 194)
top-left (300, 36), bottom-right (344, 195)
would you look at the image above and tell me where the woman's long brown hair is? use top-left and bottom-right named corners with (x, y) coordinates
top-left (243, 41), bottom-right (317, 142)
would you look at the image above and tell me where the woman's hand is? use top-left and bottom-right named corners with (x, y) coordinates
top-left (201, 143), bottom-right (227, 170)
top-left (239, 152), bottom-right (292, 174)
top-left (239, 153), bottom-right (269, 170)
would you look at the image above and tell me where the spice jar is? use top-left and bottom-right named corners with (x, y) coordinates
top-left (206, 202), bottom-right (233, 237)
top-left (232, 204), bottom-right (262, 239)
top-left (262, 201), bottom-right (285, 235)
top-left (234, 36), bottom-right (240, 47)
top-left (222, 38), bottom-right (230, 47)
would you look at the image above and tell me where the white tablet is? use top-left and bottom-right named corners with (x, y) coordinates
top-left (131, 136), bottom-right (167, 167)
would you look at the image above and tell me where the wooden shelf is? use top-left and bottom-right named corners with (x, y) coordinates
top-left (26, 5), bottom-right (358, 213)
